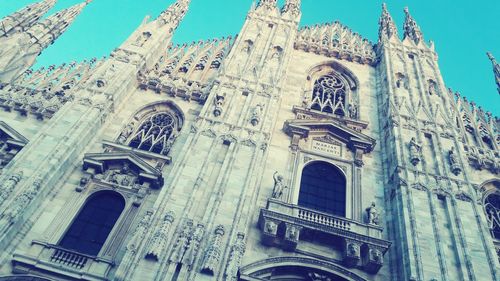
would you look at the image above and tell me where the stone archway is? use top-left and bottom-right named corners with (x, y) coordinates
top-left (239, 257), bottom-right (368, 281)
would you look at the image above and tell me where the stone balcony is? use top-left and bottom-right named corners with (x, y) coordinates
top-left (12, 241), bottom-right (113, 281)
top-left (258, 199), bottom-right (391, 274)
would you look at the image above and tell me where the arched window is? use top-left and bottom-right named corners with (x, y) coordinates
top-left (311, 74), bottom-right (347, 116)
top-left (59, 191), bottom-right (125, 256)
top-left (128, 112), bottom-right (176, 155)
top-left (484, 192), bottom-right (500, 239)
top-left (298, 162), bottom-right (346, 217)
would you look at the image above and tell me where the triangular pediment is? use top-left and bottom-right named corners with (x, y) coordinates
top-left (0, 121), bottom-right (28, 148)
top-left (284, 119), bottom-right (376, 153)
top-left (83, 151), bottom-right (163, 188)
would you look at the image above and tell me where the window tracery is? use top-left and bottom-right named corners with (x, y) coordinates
top-left (484, 192), bottom-right (500, 239)
top-left (128, 112), bottom-right (176, 155)
top-left (117, 102), bottom-right (184, 157)
top-left (311, 74), bottom-right (347, 116)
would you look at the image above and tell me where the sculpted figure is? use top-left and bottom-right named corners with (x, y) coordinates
top-left (366, 202), bottom-right (380, 225)
top-left (272, 171), bottom-right (287, 199)
top-left (118, 122), bottom-right (135, 144)
top-left (408, 137), bottom-right (421, 166)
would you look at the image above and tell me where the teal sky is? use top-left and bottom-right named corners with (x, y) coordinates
top-left (1, 0), bottom-right (499, 115)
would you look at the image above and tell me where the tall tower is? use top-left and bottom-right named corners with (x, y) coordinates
top-left (0, 0), bottom-right (90, 83)
top-left (107, 1), bottom-right (303, 280)
top-left (0, 1), bottom-right (190, 279)
top-left (376, 5), bottom-right (499, 281)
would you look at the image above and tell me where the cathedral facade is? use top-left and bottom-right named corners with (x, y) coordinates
top-left (0, 0), bottom-right (499, 280)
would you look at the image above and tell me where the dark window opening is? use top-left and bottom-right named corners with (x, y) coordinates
top-left (298, 162), bottom-right (346, 217)
top-left (59, 191), bottom-right (125, 256)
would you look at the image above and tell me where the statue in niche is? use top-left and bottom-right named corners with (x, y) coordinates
top-left (428, 80), bottom-right (438, 96)
top-left (272, 171), bottom-right (287, 199)
top-left (448, 147), bottom-right (462, 175)
top-left (348, 103), bottom-right (358, 119)
top-left (118, 122), bottom-right (135, 144)
top-left (241, 39), bottom-right (253, 54)
top-left (408, 137), bottom-right (421, 166)
top-left (366, 202), bottom-right (380, 225)
top-left (396, 73), bottom-right (409, 90)
top-left (250, 104), bottom-right (264, 126)
top-left (213, 92), bottom-right (226, 117)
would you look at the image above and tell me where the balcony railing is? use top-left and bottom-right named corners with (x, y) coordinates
top-left (50, 247), bottom-right (90, 269)
top-left (262, 199), bottom-right (385, 239)
top-left (258, 199), bottom-right (391, 274)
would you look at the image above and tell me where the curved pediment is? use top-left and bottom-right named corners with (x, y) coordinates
top-left (295, 21), bottom-right (377, 66)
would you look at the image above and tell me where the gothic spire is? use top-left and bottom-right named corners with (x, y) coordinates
top-left (157, 0), bottom-right (191, 30)
top-left (257, 0), bottom-right (278, 11)
top-left (403, 7), bottom-right (424, 45)
top-left (487, 52), bottom-right (500, 94)
top-left (281, 0), bottom-right (301, 17)
top-left (378, 3), bottom-right (398, 42)
top-left (25, 0), bottom-right (91, 50)
top-left (0, 0), bottom-right (57, 37)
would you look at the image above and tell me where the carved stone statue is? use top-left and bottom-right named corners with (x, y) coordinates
top-left (213, 93), bottom-right (225, 117)
top-left (348, 103), bottom-right (358, 119)
top-left (250, 104), bottom-right (263, 126)
top-left (224, 232), bottom-right (246, 281)
top-left (366, 202), bottom-right (380, 225)
top-left (448, 147), bottom-right (462, 175)
top-left (272, 171), bottom-right (287, 199)
top-left (408, 137), bottom-right (421, 166)
top-left (118, 122), bottom-right (135, 144)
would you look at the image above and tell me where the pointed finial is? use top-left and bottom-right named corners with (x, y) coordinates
top-left (378, 3), bottom-right (398, 43)
top-left (403, 7), bottom-right (424, 45)
top-left (487, 52), bottom-right (500, 95)
top-left (157, 0), bottom-right (191, 29)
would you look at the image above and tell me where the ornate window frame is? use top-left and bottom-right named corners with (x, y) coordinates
top-left (11, 155), bottom-right (163, 280)
top-left (303, 62), bottom-right (360, 120)
top-left (115, 101), bottom-right (184, 158)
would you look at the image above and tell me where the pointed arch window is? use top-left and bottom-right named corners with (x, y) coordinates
top-left (128, 112), bottom-right (176, 155)
top-left (59, 191), bottom-right (125, 256)
top-left (311, 74), bottom-right (347, 116)
top-left (298, 161), bottom-right (346, 217)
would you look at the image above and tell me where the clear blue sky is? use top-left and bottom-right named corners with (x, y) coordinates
top-left (1, 0), bottom-right (499, 115)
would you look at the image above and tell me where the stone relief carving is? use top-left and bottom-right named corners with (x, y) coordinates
top-left (366, 202), bottom-right (380, 225)
top-left (272, 171), bottom-right (287, 200)
top-left (0, 171), bottom-right (23, 205)
top-left (201, 224), bottom-right (225, 275)
top-left (343, 239), bottom-right (361, 267)
top-left (106, 163), bottom-right (136, 187)
top-left (0, 177), bottom-right (41, 232)
top-left (145, 211), bottom-right (175, 261)
top-left (408, 137), bottom-right (422, 166)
